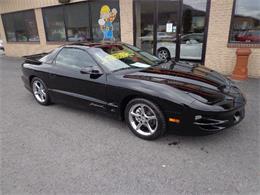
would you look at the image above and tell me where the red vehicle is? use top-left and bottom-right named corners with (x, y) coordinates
top-left (236, 30), bottom-right (260, 42)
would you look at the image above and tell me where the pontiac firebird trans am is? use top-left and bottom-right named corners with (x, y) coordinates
top-left (21, 42), bottom-right (246, 140)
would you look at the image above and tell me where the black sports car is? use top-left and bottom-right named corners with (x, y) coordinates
top-left (21, 42), bottom-right (246, 140)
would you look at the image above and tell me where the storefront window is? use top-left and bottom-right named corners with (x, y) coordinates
top-left (42, 1), bottom-right (120, 42)
top-left (91, 0), bottom-right (120, 41)
top-left (43, 3), bottom-right (90, 42)
top-left (64, 3), bottom-right (91, 42)
top-left (157, 0), bottom-right (179, 59)
top-left (229, 0), bottom-right (260, 43)
top-left (2, 10), bottom-right (39, 42)
top-left (134, 0), bottom-right (155, 53)
top-left (42, 6), bottom-right (66, 41)
top-left (180, 0), bottom-right (207, 60)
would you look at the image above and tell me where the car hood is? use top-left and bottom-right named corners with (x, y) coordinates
top-left (124, 61), bottom-right (233, 105)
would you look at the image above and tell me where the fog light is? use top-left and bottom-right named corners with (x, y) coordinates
top-left (195, 115), bottom-right (202, 120)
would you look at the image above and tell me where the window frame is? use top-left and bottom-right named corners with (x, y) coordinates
top-left (42, 5), bottom-right (67, 42)
top-left (1, 9), bottom-right (39, 43)
top-left (228, 0), bottom-right (260, 47)
top-left (42, 0), bottom-right (121, 43)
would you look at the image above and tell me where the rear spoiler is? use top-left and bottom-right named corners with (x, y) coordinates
top-left (23, 52), bottom-right (48, 65)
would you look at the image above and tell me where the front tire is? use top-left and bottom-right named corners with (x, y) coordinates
top-left (125, 98), bottom-right (166, 140)
top-left (31, 77), bottom-right (50, 105)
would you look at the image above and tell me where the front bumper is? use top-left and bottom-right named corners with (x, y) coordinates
top-left (166, 104), bottom-right (245, 133)
top-left (192, 106), bottom-right (245, 132)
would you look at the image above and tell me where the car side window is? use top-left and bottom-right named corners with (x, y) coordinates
top-left (55, 48), bottom-right (97, 69)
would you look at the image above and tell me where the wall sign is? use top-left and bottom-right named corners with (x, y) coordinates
top-left (98, 5), bottom-right (118, 41)
top-left (166, 23), bottom-right (173, 33)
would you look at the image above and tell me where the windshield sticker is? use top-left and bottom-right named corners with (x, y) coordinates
top-left (111, 51), bottom-right (134, 59)
top-left (98, 5), bottom-right (117, 41)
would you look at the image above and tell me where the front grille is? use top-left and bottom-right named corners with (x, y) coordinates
top-left (194, 117), bottom-right (229, 131)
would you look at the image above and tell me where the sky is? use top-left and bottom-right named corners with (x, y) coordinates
top-left (182, 0), bottom-right (260, 20)
top-left (235, 0), bottom-right (260, 19)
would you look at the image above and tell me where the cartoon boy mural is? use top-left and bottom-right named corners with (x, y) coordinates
top-left (98, 5), bottom-right (118, 41)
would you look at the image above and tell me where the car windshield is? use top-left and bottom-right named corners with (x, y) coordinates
top-left (88, 44), bottom-right (162, 72)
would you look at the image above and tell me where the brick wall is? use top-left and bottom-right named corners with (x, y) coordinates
top-left (0, 0), bottom-right (85, 56)
top-left (205, 0), bottom-right (260, 77)
top-left (0, 0), bottom-right (134, 57)
top-left (0, 8), bottom-right (60, 57)
top-left (0, 0), bottom-right (259, 77)
top-left (119, 0), bottom-right (134, 44)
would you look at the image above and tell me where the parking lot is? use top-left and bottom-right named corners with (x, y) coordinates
top-left (0, 54), bottom-right (259, 194)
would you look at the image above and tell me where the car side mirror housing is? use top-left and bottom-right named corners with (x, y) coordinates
top-left (80, 66), bottom-right (103, 79)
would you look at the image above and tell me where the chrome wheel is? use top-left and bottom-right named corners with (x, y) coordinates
top-left (32, 80), bottom-right (47, 103)
top-left (128, 103), bottom-right (158, 136)
top-left (158, 49), bottom-right (169, 61)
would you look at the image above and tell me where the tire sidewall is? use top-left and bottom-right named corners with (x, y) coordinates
top-left (125, 98), bottom-right (166, 140)
top-left (31, 77), bottom-right (50, 105)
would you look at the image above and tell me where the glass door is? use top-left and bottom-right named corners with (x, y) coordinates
top-left (179, 0), bottom-right (208, 61)
top-left (134, 0), bottom-right (209, 63)
top-left (156, 0), bottom-right (180, 61)
top-left (134, 0), bottom-right (155, 54)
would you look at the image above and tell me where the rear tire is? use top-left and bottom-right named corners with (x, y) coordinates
top-left (125, 98), bottom-right (166, 140)
top-left (31, 77), bottom-right (51, 106)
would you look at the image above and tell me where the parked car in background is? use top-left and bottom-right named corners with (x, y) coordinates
top-left (0, 40), bottom-right (4, 51)
top-left (235, 30), bottom-right (260, 43)
top-left (22, 42), bottom-right (246, 140)
top-left (140, 32), bottom-right (175, 42)
top-left (157, 33), bottom-right (204, 61)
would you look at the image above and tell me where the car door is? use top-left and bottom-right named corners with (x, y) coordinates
top-left (48, 47), bottom-right (107, 109)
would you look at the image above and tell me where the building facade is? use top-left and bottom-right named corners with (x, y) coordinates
top-left (0, 0), bottom-right (259, 77)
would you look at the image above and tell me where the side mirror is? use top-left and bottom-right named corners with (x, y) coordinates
top-left (80, 67), bottom-right (92, 74)
top-left (80, 66), bottom-right (102, 78)
top-left (80, 66), bottom-right (100, 74)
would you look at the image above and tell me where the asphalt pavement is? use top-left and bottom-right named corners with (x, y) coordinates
top-left (0, 53), bottom-right (259, 194)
